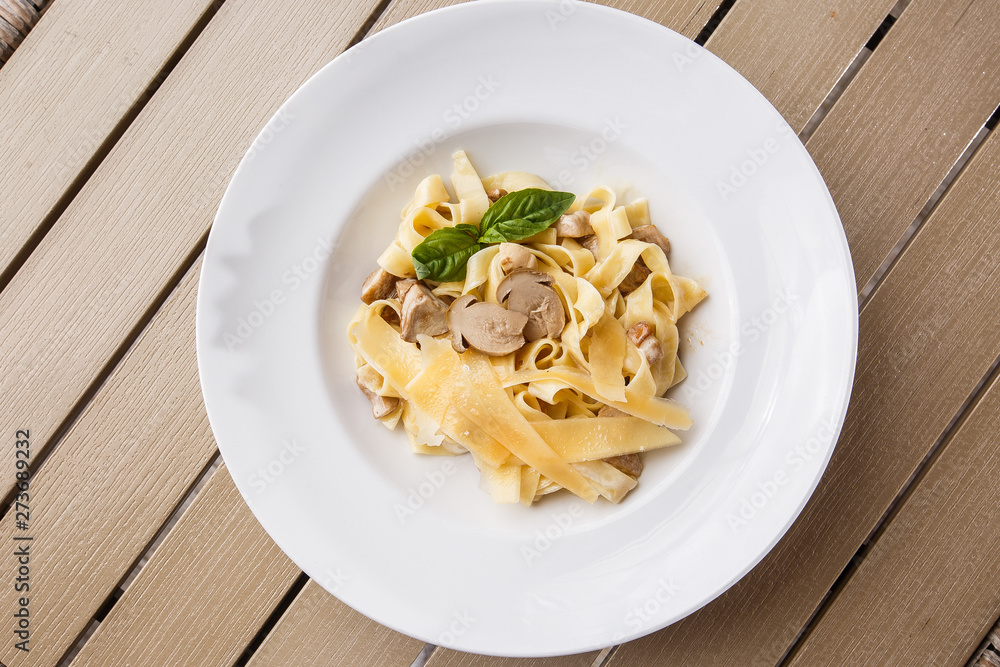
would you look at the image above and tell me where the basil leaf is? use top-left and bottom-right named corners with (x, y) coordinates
top-left (411, 227), bottom-right (482, 282)
top-left (478, 188), bottom-right (575, 243)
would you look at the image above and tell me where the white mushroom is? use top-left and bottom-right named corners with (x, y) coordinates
top-left (446, 294), bottom-right (528, 356)
top-left (554, 210), bottom-right (594, 238)
top-left (361, 267), bottom-right (398, 304)
top-left (355, 375), bottom-right (399, 419)
top-left (596, 405), bottom-right (643, 478)
top-left (626, 321), bottom-right (664, 366)
top-left (604, 453), bottom-right (643, 478)
top-left (399, 281), bottom-right (449, 343)
top-left (627, 225), bottom-right (671, 256)
top-left (618, 261), bottom-right (651, 295)
top-left (496, 243), bottom-right (538, 275)
top-left (496, 270), bottom-right (566, 342)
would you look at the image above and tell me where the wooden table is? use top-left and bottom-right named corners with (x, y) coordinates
top-left (2, 0), bottom-right (1000, 664)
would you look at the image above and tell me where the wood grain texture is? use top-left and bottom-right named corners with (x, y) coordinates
top-left (424, 649), bottom-right (599, 667)
top-left (807, 0), bottom-right (1000, 290)
top-left (791, 388), bottom-right (1000, 663)
top-left (606, 117), bottom-right (1000, 667)
top-left (246, 580), bottom-right (424, 666)
top-left (0, 0), bottom-right (219, 274)
top-left (786, 135), bottom-right (1000, 667)
top-left (0, 265), bottom-right (222, 667)
top-left (69, 465), bottom-right (301, 667)
top-left (706, 0), bottom-right (896, 131)
top-left (0, 0), bottom-right (380, 494)
top-left (372, 0), bottom-right (724, 40)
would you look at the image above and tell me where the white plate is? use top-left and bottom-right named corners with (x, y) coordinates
top-left (197, 0), bottom-right (858, 657)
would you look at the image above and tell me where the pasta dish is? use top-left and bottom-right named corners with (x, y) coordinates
top-left (348, 150), bottom-right (706, 504)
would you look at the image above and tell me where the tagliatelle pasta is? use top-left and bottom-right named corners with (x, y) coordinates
top-left (348, 150), bottom-right (706, 505)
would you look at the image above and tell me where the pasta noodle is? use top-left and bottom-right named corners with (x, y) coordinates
top-left (348, 150), bottom-right (706, 504)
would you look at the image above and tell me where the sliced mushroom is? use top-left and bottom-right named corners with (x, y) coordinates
top-left (487, 188), bottom-right (508, 203)
top-left (496, 270), bottom-right (566, 341)
top-left (447, 294), bottom-right (528, 356)
top-left (399, 281), bottom-right (449, 343)
top-left (627, 225), bottom-right (671, 256)
top-left (554, 210), bottom-right (594, 238)
top-left (596, 405), bottom-right (643, 478)
top-left (355, 376), bottom-right (400, 419)
top-left (627, 321), bottom-right (664, 366)
top-left (579, 234), bottom-right (599, 258)
top-left (496, 242), bottom-right (538, 274)
top-left (597, 405), bottom-right (628, 418)
top-left (618, 261), bottom-right (651, 295)
top-left (395, 278), bottom-right (418, 303)
top-left (361, 267), bottom-right (398, 304)
top-left (604, 454), bottom-right (643, 478)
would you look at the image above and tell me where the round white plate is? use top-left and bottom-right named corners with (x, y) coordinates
top-left (197, 0), bottom-right (858, 657)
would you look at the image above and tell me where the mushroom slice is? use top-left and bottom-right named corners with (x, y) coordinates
top-left (618, 261), bottom-right (651, 296)
top-left (361, 267), bottom-right (398, 304)
top-left (597, 405), bottom-right (628, 418)
top-left (554, 210), bottom-right (594, 238)
top-left (496, 242), bottom-right (538, 275)
top-left (399, 281), bottom-right (449, 343)
top-left (626, 321), bottom-right (664, 366)
top-left (627, 225), bottom-right (671, 256)
top-left (395, 278), bottom-right (418, 303)
top-left (447, 294), bottom-right (528, 356)
top-left (596, 405), bottom-right (643, 478)
top-left (579, 234), bottom-right (599, 258)
top-left (355, 375), bottom-right (400, 419)
top-left (604, 453), bottom-right (643, 478)
top-left (496, 270), bottom-right (566, 342)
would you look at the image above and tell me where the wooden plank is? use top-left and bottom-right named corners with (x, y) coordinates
top-left (372, 0), bottom-right (724, 40)
top-left (805, 0), bottom-right (1000, 289)
top-left (245, 580), bottom-right (423, 666)
top-left (0, 265), bottom-right (224, 666)
top-left (705, 0), bottom-right (897, 131)
top-left (0, 0), bottom-right (381, 492)
top-left (68, 465), bottom-right (301, 667)
top-left (0, 0), bottom-right (220, 275)
top-left (605, 117), bottom-right (1000, 665)
top-left (788, 372), bottom-right (1000, 665)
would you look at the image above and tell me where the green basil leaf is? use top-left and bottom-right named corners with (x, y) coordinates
top-left (478, 188), bottom-right (575, 243)
top-left (411, 227), bottom-right (482, 282)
